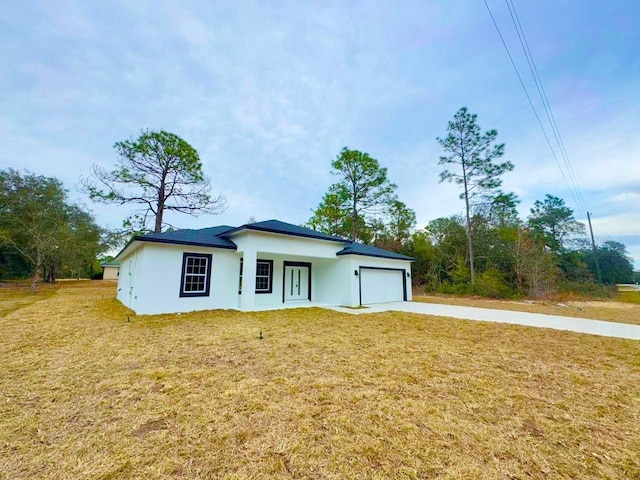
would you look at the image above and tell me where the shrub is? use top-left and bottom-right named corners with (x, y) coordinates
top-left (557, 281), bottom-right (616, 300)
top-left (472, 268), bottom-right (516, 299)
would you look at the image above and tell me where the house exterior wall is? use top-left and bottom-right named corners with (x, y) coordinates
top-left (116, 247), bottom-right (143, 311)
top-left (338, 255), bottom-right (413, 306)
top-left (232, 231), bottom-right (342, 259)
top-left (117, 243), bottom-right (239, 315)
top-left (314, 257), bottom-right (352, 306)
top-left (250, 253), bottom-right (314, 308)
top-left (115, 230), bottom-right (413, 314)
top-left (240, 253), bottom-right (412, 309)
top-left (244, 254), bottom-right (352, 309)
top-left (232, 231), bottom-right (350, 310)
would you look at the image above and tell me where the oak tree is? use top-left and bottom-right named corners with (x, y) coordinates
top-left (0, 169), bottom-right (103, 289)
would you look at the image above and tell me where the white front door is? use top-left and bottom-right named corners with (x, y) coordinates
top-left (284, 265), bottom-right (309, 301)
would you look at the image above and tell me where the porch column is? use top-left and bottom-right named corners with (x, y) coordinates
top-left (239, 248), bottom-right (257, 311)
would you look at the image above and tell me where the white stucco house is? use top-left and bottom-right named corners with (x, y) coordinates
top-left (114, 219), bottom-right (413, 315)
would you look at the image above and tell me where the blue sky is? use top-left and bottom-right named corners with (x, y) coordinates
top-left (1, 1), bottom-right (639, 266)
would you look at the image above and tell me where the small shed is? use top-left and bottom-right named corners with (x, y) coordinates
top-left (101, 261), bottom-right (120, 280)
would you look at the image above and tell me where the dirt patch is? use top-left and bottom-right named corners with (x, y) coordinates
top-left (567, 301), bottom-right (636, 310)
top-left (132, 418), bottom-right (168, 438)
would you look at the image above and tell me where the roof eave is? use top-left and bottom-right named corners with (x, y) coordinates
top-left (336, 251), bottom-right (416, 261)
top-left (134, 236), bottom-right (238, 250)
top-left (114, 236), bottom-right (237, 261)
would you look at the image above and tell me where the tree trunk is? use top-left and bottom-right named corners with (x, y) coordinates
top-left (462, 163), bottom-right (475, 285)
top-left (351, 182), bottom-right (357, 242)
top-left (154, 209), bottom-right (163, 233)
top-left (31, 250), bottom-right (43, 292)
top-left (155, 179), bottom-right (166, 233)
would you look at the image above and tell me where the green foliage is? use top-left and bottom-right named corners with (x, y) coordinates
top-left (0, 245), bottom-right (31, 280)
top-left (400, 188), bottom-right (631, 300)
top-left (474, 191), bottom-right (521, 228)
top-left (511, 228), bottom-right (559, 297)
top-left (450, 257), bottom-right (471, 285)
top-left (308, 188), bottom-right (365, 241)
top-left (403, 231), bottom-right (439, 291)
top-left (559, 250), bottom-right (593, 283)
top-left (436, 259), bottom-right (471, 295)
top-left (555, 241), bottom-right (633, 286)
top-left (308, 147), bottom-right (414, 245)
top-left (0, 169), bottom-right (105, 287)
top-left (435, 264), bottom-right (515, 299)
top-left (584, 241), bottom-right (634, 284)
top-left (437, 107), bottom-right (514, 284)
top-left (373, 200), bottom-right (417, 252)
top-left (437, 108), bottom-right (512, 198)
top-left (83, 129), bottom-right (226, 234)
top-left (557, 281), bottom-right (616, 299)
top-left (436, 282), bottom-right (467, 295)
top-left (528, 194), bottom-right (585, 252)
top-left (473, 268), bottom-right (516, 299)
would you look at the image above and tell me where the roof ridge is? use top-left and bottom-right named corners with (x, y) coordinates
top-left (221, 219), bottom-right (350, 243)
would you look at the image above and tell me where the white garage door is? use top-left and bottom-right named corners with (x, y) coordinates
top-left (360, 268), bottom-right (405, 305)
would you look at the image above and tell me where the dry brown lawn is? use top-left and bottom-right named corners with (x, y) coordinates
top-left (0, 283), bottom-right (58, 318)
top-left (1, 282), bottom-right (639, 479)
top-left (414, 294), bottom-right (640, 326)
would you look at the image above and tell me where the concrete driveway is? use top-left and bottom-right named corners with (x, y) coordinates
top-left (326, 302), bottom-right (640, 340)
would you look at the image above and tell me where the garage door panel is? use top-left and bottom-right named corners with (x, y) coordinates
top-left (360, 268), bottom-right (404, 304)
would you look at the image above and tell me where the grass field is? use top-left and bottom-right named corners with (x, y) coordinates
top-left (1, 282), bottom-right (640, 479)
top-left (618, 290), bottom-right (640, 305)
top-left (0, 283), bottom-right (59, 318)
top-left (414, 294), bottom-right (640, 326)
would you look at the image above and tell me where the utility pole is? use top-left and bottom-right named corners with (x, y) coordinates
top-left (587, 211), bottom-right (603, 283)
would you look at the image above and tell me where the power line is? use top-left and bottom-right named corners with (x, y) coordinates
top-left (481, 0), bottom-right (586, 219)
top-left (504, 0), bottom-right (588, 217)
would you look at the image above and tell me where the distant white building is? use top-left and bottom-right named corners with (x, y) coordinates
top-left (114, 220), bottom-right (413, 314)
top-left (101, 261), bottom-right (120, 280)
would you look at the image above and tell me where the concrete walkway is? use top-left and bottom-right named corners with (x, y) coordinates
top-left (325, 302), bottom-right (640, 340)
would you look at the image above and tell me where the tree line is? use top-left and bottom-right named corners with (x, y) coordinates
top-left (0, 170), bottom-right (105, 289)
top-left (307, 108), bottom-right (634, 297)
top-left (1, 112), bottom-right (634, 295)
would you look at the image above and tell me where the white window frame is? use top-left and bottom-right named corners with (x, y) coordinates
top-left (180, 253), bottom-right (212, 297)
top-left (238, 258), bottom-right (273, 294)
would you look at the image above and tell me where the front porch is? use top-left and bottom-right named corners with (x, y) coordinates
top-left (236, 252), bottom-right (351, 312)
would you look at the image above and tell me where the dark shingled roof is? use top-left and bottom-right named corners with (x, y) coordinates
top-left (134, 225), bottom-right (237, 249)
top-left (222, 219), bottom-right (349, 243)
top-left (118, 220), bottom-right (413, 262)
top-left (337, 243), bottom-right (415, 261)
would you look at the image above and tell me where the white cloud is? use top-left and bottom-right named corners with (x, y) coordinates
top-left (1, 0), bottom-right (639, 266)
top-left (591, 212), bottom-right (640, 237)
top-left (611, 192), bottom-right (640, 203)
